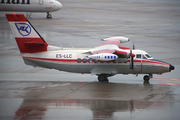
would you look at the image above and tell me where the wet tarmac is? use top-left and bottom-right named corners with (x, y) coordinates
top-left (0, 0), bottom-right (180, 119)
top-left (0, 81), bottom-right (180, 120)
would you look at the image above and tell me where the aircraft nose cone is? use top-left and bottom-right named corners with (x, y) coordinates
top-left (56, 2), bottom-right (63, 10)
top-left (169, 64), bottom-right (175, 72)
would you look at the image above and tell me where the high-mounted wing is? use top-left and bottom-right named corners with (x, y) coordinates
top-left (85, 36), bottom-right (135, 61)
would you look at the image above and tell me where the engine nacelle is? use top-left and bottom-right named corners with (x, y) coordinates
top-left (124, 53), bottom-right (135, 58)
top-left (125, 53), bottom-right (130, 58)
top-left (86, 53), bottom-right (118, 61)
top-left (102, 36), bottom-right (130, 43)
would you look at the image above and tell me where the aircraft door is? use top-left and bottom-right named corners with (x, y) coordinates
top-left (39, 0), bottom-right (43, 5)
top-left (133, 54), bottom-right (142, 73)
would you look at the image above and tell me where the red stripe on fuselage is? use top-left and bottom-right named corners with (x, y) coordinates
top-left (141, 59), bottom-right (169, 67)
top-left (23, 57), bottom-right (170, 67)
top-left (23, 57), bottom-right (77, 63)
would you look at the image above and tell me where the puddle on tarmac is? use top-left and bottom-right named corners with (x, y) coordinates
top-left (0, 98), bottom-right (179, 120)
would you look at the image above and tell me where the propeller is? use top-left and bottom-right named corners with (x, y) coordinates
top-left (130, 41), bottom-right (135, 69)
top-left (133, 40), bottom-right (135, 49)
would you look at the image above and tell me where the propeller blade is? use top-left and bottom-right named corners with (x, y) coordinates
top-left (130, 56), bottom-right (134, 69)
top-left (130, 49), bottom-right (134, 69)
top-left (133, 41), bottom-right (135, 49)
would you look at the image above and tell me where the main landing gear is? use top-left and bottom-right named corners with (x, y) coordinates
top-left (97, 74), bottom-right (153, 83)
top-left (47, 12), bottom-right (52, 19)
top-left (97, 74), bottom-right (109, 82)
top-left (143, 74), bottom-right (153, 84)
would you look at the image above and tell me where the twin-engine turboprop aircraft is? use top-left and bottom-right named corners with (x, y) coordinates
top-left (6, 14), bottom-right (175, 83)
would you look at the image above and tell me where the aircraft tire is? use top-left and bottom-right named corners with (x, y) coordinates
top-left (98, 75), bottom-right (108, 82)
top-left (143, 75), bottom-right (150, 82)
top-left (47, 12), bottom-right (52, 19)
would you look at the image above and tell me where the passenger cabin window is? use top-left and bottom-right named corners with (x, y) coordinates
top-left (106, 61), bottom-right (110, 63)
top-left (136, 54), bottom-right (141, 59)
top-left (88, 58), bottom-right (92, 63)
top-left (83, 58), bottom-right (87, 63)
top-left (100, 60), bottom-right (104, 63)
top-left (94, 59), bottom-right (98, 63)
top-left (77, 58), bottom-right (81, 63)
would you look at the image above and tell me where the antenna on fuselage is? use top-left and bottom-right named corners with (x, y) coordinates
top-left (69, 43), bottom-right (74, 48)
top-left (58, 42), bottom-right (63, 49)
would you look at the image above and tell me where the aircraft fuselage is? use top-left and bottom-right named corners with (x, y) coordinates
top-left (22, 48), bottom-right (172, 75)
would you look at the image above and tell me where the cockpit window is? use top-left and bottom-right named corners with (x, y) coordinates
top-left (145, 54), bottom-right (151, 58)
top-left (143, 55), bottom-right (147, 59)
top-left (136, 54), bottom-right (152, 59)
top-left (143, 54), bottom-right (152, 59)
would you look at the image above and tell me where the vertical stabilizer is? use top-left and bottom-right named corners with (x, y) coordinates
top-left (6, 14), bottom-right (48, 53)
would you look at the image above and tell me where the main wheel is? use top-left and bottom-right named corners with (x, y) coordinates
top-left (98, 74), bottom-right (108, 82)
top-left (143, 75), bottom-right (150, 82)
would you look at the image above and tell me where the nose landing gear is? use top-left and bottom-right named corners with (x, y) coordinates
top-left (47, 12), bottom-right (52, 18)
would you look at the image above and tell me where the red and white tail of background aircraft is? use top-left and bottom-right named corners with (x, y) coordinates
top-left (6, 14), bottom-right (175, 83)
top-left (0, 0), bottom-right (62, 18)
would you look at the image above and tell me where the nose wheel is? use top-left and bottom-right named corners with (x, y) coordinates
top-left (47, 12), bottom-right (52, 18)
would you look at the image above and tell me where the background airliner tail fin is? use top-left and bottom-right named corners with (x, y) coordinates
top-left (6, 14), bottom-right (48, 53)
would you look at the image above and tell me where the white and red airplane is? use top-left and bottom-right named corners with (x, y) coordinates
top-left (0, 0), bottom-right (62, 18)
top-left (6, 14), bottom-right (175, 83)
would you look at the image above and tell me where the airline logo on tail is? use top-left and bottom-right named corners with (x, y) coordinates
top-left (15, 23), bottom-right (31, 36)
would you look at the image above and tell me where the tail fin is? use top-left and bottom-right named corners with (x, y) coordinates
top-left (6, 14), bottom-right (48, 53)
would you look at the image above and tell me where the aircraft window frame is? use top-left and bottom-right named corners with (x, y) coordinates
top-left (106, 61), bottom-right (111, 63)
top-left (77, 58), bottom-right (81, 63)
top-left (100, 60), bottom-right (104, 63)
top-left (88, 58), bottom-right (92, 63)
top-left (94, 59), bottom-right (98, 63)
top-left (83, 58), bottom-right (87, 63)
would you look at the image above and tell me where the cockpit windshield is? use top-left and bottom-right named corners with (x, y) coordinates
top-left (136, 54), bottom-right (153, 59)
top-left (145, 54), bottom-right (152, 58)
top-left (143, 54), bottom-right (153, 59)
